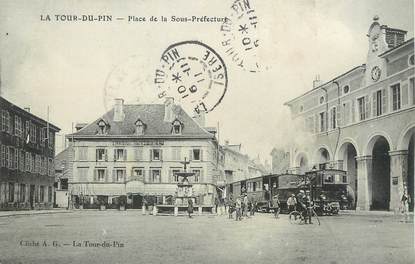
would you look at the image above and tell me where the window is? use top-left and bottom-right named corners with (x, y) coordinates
top-left (171, 169), bottom-right (181, 182)
top-left (8, 147), bottom-right (14, 169)
top-left (134, 147), bottom-right (143, 160)
top-left (35, 154), bottom-right (41, 173)
top-left (330, 107), bottom-right (336, 130)
top-left (192, 169), bottom-right (201, 182)
top-left (97, 120), bottom-right (108, 135)
top-left (391, 83), bottom-right (401, 111)
top-left (60, 179), bottom-right (68, 190)
top-left (171, 147), bottom-right (181, 161)
top-left (48, 186), bottom-right (52, 202)
top-left (374, 90), bottom-right (383, 116)
top-left (78, 147), bottom-right (88, 161)
top-left (96, 148), bottom-right (107, 161)
top-left (1, 110), bottom-right (10, 133)
top-left (192, 149), bottom-right (201, 161)
top-left (48, 131), bottom-right (54, 148)
top-left (319, 96), bottom-right (325, 104)
top-left (151, 149), bottom-right (162, 161)
top-left (29, 122), bottom-right (37, 143)
top-left (299, 105), bottom-right (304, 112)
top-left (39, 128), bottom-right (45, 146)
top-left (172, 120), bottom-right (182, 135)
top-left (253, 182), bottom-right (257, 192)
top-left (135, 119), bottom-right (146, 135)
top-left (95, 168), bottom-right (106, 182)
top-left (150, 169), bottom-right (161, 183)
top-left (319, 112), bottom-right (326, 132)
top-left (132, 168), bottom-right (145, 180)
top-left (0, 144), bottom-right (5, 168)
top-left (48, 158), bottom-right (54, 176)
top-left (19, 150), bottom-right (25, 171)
top-left (8, 182), bottom-right (14, 202)
top-left (14, 116), bottom-right (22, 137)
top-left (39, 186), bottom-right (45, 202)
top-left (113, 169), bottom-right (126, 182)
top-left (114, 149), bottom-right (126, 161)
top-left (19, 184), bottom-right (26, 202)
top-left (357, 97), bottom-right (366, 121)
top-left (25, 152), bottom-right (31, 172)
top-left (5, 146), bottom-right (10, 169)
top-left (78, 167), bottom-right (89, 181)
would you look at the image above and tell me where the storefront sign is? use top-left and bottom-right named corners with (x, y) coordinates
top-left (113, 140), bottom-right (164, 146)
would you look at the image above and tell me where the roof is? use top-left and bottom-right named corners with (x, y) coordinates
top-left (55, 147), bottom-right (69, 171)
top-left (284, 65), bottom-right (365, 106)
top-left (69, 104), bottom-right (214, 139)
top-left (0, 96), bottom-right (60, 131)
top-left (378, 37), bottom-right (414, 58)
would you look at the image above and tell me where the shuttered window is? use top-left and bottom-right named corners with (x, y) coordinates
top-left (391, 83), bottom-right (401, 111)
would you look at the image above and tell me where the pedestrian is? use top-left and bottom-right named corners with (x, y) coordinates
top-left (305, 190), bottom-right (313, 224)
top-left (243, 194), bottom-right (249, 218)
top-left (214, 197), bottom-right (219, 214)
top-left (401, 185), bottom-right (411, 221)
top-left (228, 198), bottom-right (235, 219)
top-left (273, 194), bottom-right (281, 219)
top-left (287, 193), bottom-right (297, 213)
top-left (187, 198), bottom-right (193, 218)
top-left (235, 196), bottom-right (242, 221)
top-left (251, 200), bottom-right (257, 216)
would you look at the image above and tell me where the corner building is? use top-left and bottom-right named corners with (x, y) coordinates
top-left (0, 96), bottom-right (60, 210)
top-left (67, 99), bottom-right (221, 209)
top-left (284, 17), bottom-right (415, 211)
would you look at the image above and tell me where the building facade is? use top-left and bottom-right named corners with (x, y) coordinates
top-left (0, 96), bottom-right (60, 210)
top-left (284, 17), bottom-right (415, 211)
top-left (270, 148), bottom-right (290, 174)
top-left (67, 98), bottom-right (221, 209)
top-left (54, 147), bottom-right (70, 208)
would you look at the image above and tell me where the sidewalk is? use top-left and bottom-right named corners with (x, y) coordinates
top-left (0, 208), bottom-right (73, 218)
top-left (339, 209), bottom-right (414, 217)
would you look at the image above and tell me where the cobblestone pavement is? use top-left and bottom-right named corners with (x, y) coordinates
top-left (0, 211), bottom-right (413, 264)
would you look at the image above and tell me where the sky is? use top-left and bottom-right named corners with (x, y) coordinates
top-left (0, 0), bottom-right (414, 163)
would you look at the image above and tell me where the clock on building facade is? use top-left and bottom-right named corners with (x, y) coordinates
top-left (371, 66), bottom-right (381, 82)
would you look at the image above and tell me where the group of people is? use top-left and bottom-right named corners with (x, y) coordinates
top-left (286, 190), bottom-right (314, 224)
top-left (227, 194), bottom-right (258, 221)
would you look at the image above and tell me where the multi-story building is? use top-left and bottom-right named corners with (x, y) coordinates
top-left (284, 16), bottom-right (414, 211)
top-left (54, 147), bottom-right (70, 208)
top-left (67, 98), bottom-right (221, 209)
top-left (0, 96), bottom-right (60, 210)
top-left (270, 148), bottom-right (290, 174)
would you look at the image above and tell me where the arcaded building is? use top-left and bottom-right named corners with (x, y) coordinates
top-left (284, 17), bottom-right (414, 211)
top-left (67, 98), bottom-right (221, 209)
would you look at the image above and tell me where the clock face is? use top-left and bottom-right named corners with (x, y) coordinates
top-left (371, 66), bottom-right (381, 82)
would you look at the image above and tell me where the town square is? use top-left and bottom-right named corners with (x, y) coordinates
top-left (0, 0), bottom-right (414, 263)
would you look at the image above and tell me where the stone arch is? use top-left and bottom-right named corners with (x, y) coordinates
top-left (312, 145), bottom-right (333, 165)
top-left (364, 131), bottom-right (394, 156)
top-left (335, 137), bottom-right (361, 160)
top-left (397, 123), bottom-right (415, 150)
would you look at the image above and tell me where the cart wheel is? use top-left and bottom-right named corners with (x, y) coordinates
top-left (289, 211), bottom-right (302, 225)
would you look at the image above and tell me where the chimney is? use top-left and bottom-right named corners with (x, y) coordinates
top-left (164, 97), bottom-right (174, 122)
top-left (312, 75), bottom-right (322, 89)
top-left (193, 111), bottom-right (206, 127)
top-left (75, 123), bottom-right (88, 131)
top-left (24, 107), bottom-right (31, 113)
top-left (113, 98), bottom-right (125, 122)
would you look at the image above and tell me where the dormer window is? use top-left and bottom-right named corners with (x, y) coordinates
top-left (97, 119), bottom-right (109, 135)
top-left (135, 119), bottom-right (146, 135)
top-left (172, 119), bottom-right (183, 135)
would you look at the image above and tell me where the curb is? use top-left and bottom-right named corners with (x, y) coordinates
top-left (0, 210), bottom-right (74, 218)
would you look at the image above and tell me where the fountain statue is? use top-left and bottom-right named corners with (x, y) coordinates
top-left (174, 158), bottom-right (196, 207)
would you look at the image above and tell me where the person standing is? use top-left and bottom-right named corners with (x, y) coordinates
top-left (187, 198), bottom-right (193, 218)
top-left (243, 194), bottom-right (249, 218)
top-left (287, 194), bottom-right (297, 213)
top-left (273, 195), bottom-right (281, 219)
top-left (235, 196), bottom-right (242, 221)
top-left (305, 190), bottom-right (313, 224)
top-left (401, 186), bottom-right (411, 221)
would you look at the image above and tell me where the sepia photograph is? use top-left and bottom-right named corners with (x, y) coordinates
top-left (0, 0), bottom-right (414, 263)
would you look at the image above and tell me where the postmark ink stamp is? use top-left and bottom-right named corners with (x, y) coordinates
top-left (220, 0), bottom-right (260, 73)
top-left (154, 40), bottom-right (228, 114)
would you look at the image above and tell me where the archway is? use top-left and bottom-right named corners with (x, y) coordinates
top-left (371, 136), bottom-right (390, 210)
top-left (316, 148), bottom-right (330, 169)
top-left (337, 142), bottom-right (358, 209)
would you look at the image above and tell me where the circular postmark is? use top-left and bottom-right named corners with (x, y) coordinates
top-left (220, 0), bottom-right (260, 73)
top-left (154, 40), bottom-right (228, 114)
